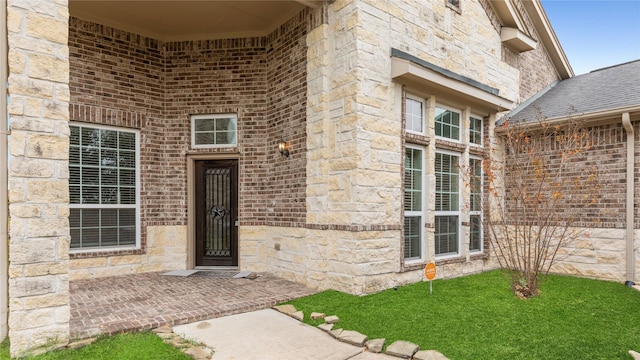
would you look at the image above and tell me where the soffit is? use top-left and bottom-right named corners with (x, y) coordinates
top-left (68, 1), bottom-right (321, 41)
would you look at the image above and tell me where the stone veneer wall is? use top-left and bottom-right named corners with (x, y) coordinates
top-left (6, 0), bottom-right (71, 356)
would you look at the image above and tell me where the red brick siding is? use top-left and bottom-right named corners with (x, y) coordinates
top-left (505, 122), bottom-right (627, 228)
top-left (68, 10), bottom-right (309, 254)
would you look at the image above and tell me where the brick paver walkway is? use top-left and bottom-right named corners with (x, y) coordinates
top-left (70, 272), bottom-right (317, 339)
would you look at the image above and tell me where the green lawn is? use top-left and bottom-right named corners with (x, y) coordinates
top-left (0, 332), bottom-right (190, 360)
top-left (285, 270), bottom-right (640, 360)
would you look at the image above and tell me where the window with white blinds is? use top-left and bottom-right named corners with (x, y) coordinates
top-left (404, 146), bottom-right (424, 261)
top-left (469, 157), bottom-right (483, 252)
top-left (435, 152), bottom-right (460, 256)
top-left (69, 124), bottom-right (139, 250)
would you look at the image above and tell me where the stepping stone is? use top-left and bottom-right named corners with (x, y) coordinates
top-left (318, 323), bottom-right (334, 332)
top-left (329, 328), bottom-right (343, 339)
top-left (366, 338), bottom-right (385, 353)
top-left (337, 330), bottom-right (367, 347)
top-left (386, 340), bottom-right (419, 358)
top-left (153, 325), bottom-right (173, 334)
top-left (311, 312), bottom-right (325, 320)
top-left (273, 304), bottom-right (297, 316)
top-left (325, 315), bottom-right (339, 324)
top-left (292, 311), bottom-right (304, 321)
top-left (630, 350), bottom-right (640, 360)
top-left (413, 350), bottom-right (449, 360)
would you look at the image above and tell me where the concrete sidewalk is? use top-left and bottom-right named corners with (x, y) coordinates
top-left (173, 309), bottom-right (398, 360)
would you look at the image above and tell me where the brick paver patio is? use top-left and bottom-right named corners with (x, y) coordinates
top-left (70, 272), bottom-right (317, 339)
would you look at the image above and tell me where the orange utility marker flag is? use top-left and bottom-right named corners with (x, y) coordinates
top-left (424, 262), bottom-right (436, 295)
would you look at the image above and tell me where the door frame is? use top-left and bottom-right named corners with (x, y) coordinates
top-left (187, 153), bottom-right (240, 269)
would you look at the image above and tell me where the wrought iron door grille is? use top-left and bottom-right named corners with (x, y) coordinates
top-left (204, 167), bottom-right (231, 257)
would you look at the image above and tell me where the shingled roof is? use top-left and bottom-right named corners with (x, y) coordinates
top-left (507, 59), bottom-right (640, 123)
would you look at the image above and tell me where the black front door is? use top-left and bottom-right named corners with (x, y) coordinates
top-left (195, 160), bottom-right (238, 266)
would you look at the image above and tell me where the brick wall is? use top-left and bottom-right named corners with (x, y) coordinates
top-left (505, 122), bottom-right (627, 228)
top-left (68, 10), bottom-right (309, 256)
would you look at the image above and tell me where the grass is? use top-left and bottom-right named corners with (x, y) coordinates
top-left (0, 332), bottom-right (190, 360)
top-left (285, 270), bottom-right (640, 360)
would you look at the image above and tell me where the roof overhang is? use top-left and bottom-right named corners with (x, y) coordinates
top-left (391, 50), bottom-right (515, 114)
top-left (68, 1), bottom-right (323, 42)
top-left (499, 105), bottom-right (640, 133)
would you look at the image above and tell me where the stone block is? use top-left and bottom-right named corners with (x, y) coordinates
top-left (26, 13), bottom-right (68, 44)
top-left (413, 350), bottom-right (450, 360)
top-left (10, 157), bottom-right (55, 178)
top-left (386, 340), bottom-right (419, 358)
top-left (26, 218), bottom-right (68, 237)
top-left (273, 304), bottom-right (297, 316)
top-left (26, 179), bottom-right (68, 202)
top-left (26, 134), bottom-right (69, 159)
top-left (23, 262), bottom-right (67, 277)
top-left (108, 255), bottom-right (143, 266)
top-left (318, 323), bottom-right (334, 332)
top-left (24, 293), bottom-right (68, 310)
top-left (365, 338), bottom-right (385, 353)
top-left (310, 312), bottom-right (325, 320)
top-left (329, 328), bottom-right (343, 339)
top-left (338, 330), bottom-right (367, 347)
top-left (10, 239), bottom-right (56, 265)
top-left (292, 311), bottom-right (304, 321)
top-left (324, 315), bottom-right (340, 324)
top-left (70, 257), bottom-right (107, 269)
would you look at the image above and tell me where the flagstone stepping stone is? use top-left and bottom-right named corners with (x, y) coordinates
top-left (365, 338), bottom-right (385, 353)
top-left (292, 311), bottom-right (304, 321)
top-left (386, 340), bottom-right (419, 358)
top-left (311, 312), bottom-right (325, 319)
top-left (273, 304), bottom-right (297, 316)
top-left (324, 315), bottom-right (340, 324)
top-left (318, 323), bottom-right (334, 332)
top-left (413, 349), bottom-right (449, 360)
top-left (337, 330), bottom-right (367, 347)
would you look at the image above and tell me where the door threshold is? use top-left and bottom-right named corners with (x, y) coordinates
top-left (195, 266), bottom-right (239, 271)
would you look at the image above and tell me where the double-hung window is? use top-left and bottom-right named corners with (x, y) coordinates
top-left (435, 151), bottom-right (460, 257)
top-left (404, 146), bottom-right (424, 261)
top-left (435, 106), bottom-right (461, 141)
top-left (469, 157), bottom-right (483, 252)
top-left (69, 124), bottom-right (139, 250)
top-left (405, 95), bottom-right (425, 134)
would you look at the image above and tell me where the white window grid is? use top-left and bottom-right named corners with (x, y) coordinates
top-left (469, 156), bottom-right (483, 252)
top-left (69, 123), bottom-right (140, 252)
top-left (435, 106), bottom-right (462, 142)
top-left (405, 95), bottom-right (425, 135)
top-left (191, 114), bottom-right (238, 149)
top-left (435, 150), bottom-right (461, 258)
top-left (469, 115), bottom-right (483, 146)
top-left (404, 145), bottom-right (425, 262)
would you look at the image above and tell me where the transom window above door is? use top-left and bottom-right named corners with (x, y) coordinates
top-left (191, 114), bottom-right (238, 148)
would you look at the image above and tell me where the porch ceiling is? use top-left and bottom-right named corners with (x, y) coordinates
top-left (69, 1), bottom-right (322, 41)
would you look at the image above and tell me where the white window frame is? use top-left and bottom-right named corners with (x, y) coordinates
top-left (469, 156), bottom-right (483, 253)
top-left (434, 105), bottom-right (462, 143)
top-left (191, 113), bottom-right (238, 149)
top-left (69, 122), bottom-right (141, 253)
top-left (405, 94), bottom-right (425, 135)
top-left (435, 150), bottom-right (461, 258)
top-left (469, 115), bottom-right (483, 147)
top-left (404, 144), bottom-right (426, 263)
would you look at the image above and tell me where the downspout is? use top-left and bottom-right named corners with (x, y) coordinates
top-left (1, 0), bottom-right (9, 340)
top-left (622, 112), bottom-right (635, 285)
